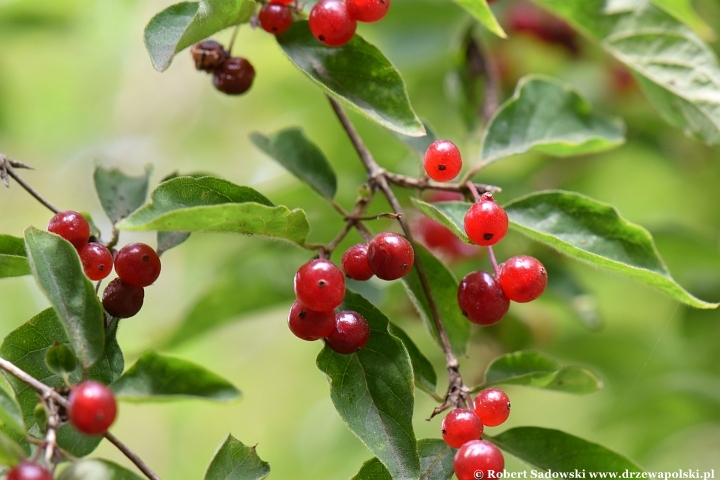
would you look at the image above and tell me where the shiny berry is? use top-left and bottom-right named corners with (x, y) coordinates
top-left (78, 243), bottom-right (113, 281)
top-left (68, 380), bottom-right (117, 436)
top-left (309, 0), bottom-right (357, 47)
top-left (259, 3), bottom-right (294, 35)
top-left (441, 408), bottom-right (484, 448)
top-left (457, 270), bottom-right (509, 326)
top-left (102, 278), bottom-right (144, 318)
top-left (325, 310), bottom-right (370, 354)
top-left (453, 440), bottom-right (505, 480)
top-left (463, 193), bottom-right (508, 246)
top-left (424, 140), bottom-right (462, 182)
top-left (474, 388), bottom-right (511, 427)
top-left (498, 255), bottom-right (547, 303)
top-left (288, 300), bottom-right (337, 341)
top-left (7, 462), bottom-right (53, 480)
top-left (271, 0), bottom-right (295, 4)
top-left (341, 243), bottom-right (374, 281)
top-left (212, 57), bottom-right (255, 95)
top-left (294, 259), bottom-right (346, 312)
top-left (47, 210), bottom-right (90, 248)
top-left (346, 0), bottom-right (391, 23)
top-left (114, 243), bottom-right (161, 287)
top-left (190, 40), bottom-right (228, 71)
top-left (367, 233), bottom-right (414, 281)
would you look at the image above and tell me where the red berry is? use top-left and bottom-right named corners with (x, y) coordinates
top-left (415, 216), bottom-right (479, 260)
top-left (498, 255), bottom-right (547, 303)
top-left (288, 300), bottom-right (337, 341)
top-left (367, 233), bottom-right (414, 281)
top-left (7, 462), bottom-right (53, 480)
top-left (325, 310), bottom-right (370, 354)
top-left (68, 380), bottom-right (117, 436)
top-left (114, 243), bottom-right (161, 287)
top-left (474, 388), bottom-right (511, 427)
top-left (341, 243), bottom-right (374, 281)
top-left (271, 0), bottom-right (294, 4)
top-left (294, 259), bottom-right (346, 312)
top-left (424, 140), bottom-right (462, 182)
top-left (457, 270), bottom-right (509, 326)
top-left (102, 278), bottom-right (144, 318)
top-left (47, 210), bottom-right (90, 248)
top-left (441, 408), bottom-right (484, 448)
top-left (259, 3), bottom-right (294, 35)
top-left (463, 193), bottom-right (508, 246)
top-left (309, 0), bottom-right (357, 47)
top-left (190, 40), bottom-right (228, 71)
top-left (212, 57), bottom-right (255, 95)
top-left (79, 243), bottom-right (113, 281)
top-left (345, 0), bottom-right (391, 23)
top-left (453, 440), bottom-right (505, 480)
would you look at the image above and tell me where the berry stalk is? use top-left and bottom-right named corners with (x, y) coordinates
top-left (0, 155), bottom-right (59, 214)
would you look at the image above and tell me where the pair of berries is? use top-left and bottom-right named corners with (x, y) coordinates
top-left (258, 0), bottom-right (295, 36)
top-left (424, 140), bottom-right (463, 183)
top-left (309, 0), bottom-right (390, 47)
top-left (191, 41), bottom-right (255, 95)
top-left (342, 232), bottom-right (415, 282)
top-left (102, 242), bottom-right (161, 319)
top-left (48, 211), bottom-right (113, 282)
top-left (442, 388), bottom-right (510, 480)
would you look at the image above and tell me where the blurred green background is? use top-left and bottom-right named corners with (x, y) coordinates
top-left (1, 0), bottom-right (720, 477)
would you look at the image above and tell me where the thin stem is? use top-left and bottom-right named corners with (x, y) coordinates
top-left (226, 25), bottom-right (241, 56)
top-left (487, 246), bottom-right (500, 276)
top-left (42, 395), bottom-right (58, 465)
top-left (0, 155), bottom-right (59, 214)
top-left (465, 181), bottom-right (483, 202)
top-left (104, 432), bottom-right (161, 480)
top-left (384, 171), bottom-right (500, 196)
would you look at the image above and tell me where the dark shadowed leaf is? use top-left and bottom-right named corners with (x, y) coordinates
top-left (388, 324), bottom-right (437, 396)
top-left (204, 434), bottom-right (270, 480)
top-left (452, 0), bottom-right (506, 38)
top-left (58, 459), bottom-right (145, 480)
top-left (276, 22), bottom-right (424, 137)
top-left (45, 343), bottom-right (77, 375)
top-left (317, 291), bottom-right (420, 479)
top-left (111, 351), bottom-right (240, 401)
top-left (157, 231), bottom-right (191, 256)
top-left (352, 439), bottom-right (455, 480)
top-left (0, 235), bottom-right (29, 278)
top-left (93, 165), bottom-right (152, 224)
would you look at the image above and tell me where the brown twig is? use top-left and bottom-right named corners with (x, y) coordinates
top-left (42, 394), bottom-right (59, 465)
top-left (384, 171), bottom-right (500, 196)
top-left (0, 155), bottom-right (59, 214)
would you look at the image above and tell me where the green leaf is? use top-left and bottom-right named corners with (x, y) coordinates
top-left (316, 291), bottom-right (420, 479)
top-left (0, 309), bottom-right (124, 457)
top-left (410, 199), bottom-right (470, 243)
top-left (402, 244), bottom-right (470, 356)
top-left (45, 342), bottom-right (77, 375)
top-left (116, 176), bottom-right (310, 246)
top-left (111, 351), bottom-right (240, 401)
top-left (157, 231), bottom-right (191, 256)
top-left (93, 165), bottom-right (152, 224)
top-left (532, 0), bottom-right (720, 145)
top-left (250, 128), bottom-right (337, 200)
top-left (144, 0), bottom-right (256, 72)
top-left (0, 429), bottom-right (26, 467)
top-left (352, 458), bottom-right (391, 480)
top-left (58, 459), bottom-right (145, 480)
top-left (479, 75), bottom-right (625, 167)
top-left (387, 324), bottom-right (437, 396)
top-left (650, 0), bottom-right (715, 40)
top-left (483, 350), bottom-right (602, 394)
top-left (24, 227), bottom-right (105, 369)
top-left (504, 190), bottom-right (719, 309)
top-left (0, 380), bottom-right (24, 437)
top-left (352, 439), bottom-right (455, 480)
top-left (204, 434), bottom-right (270, 480)
top-left (452, 0), bottom-right (506, 38)
top-left (277, 22), bottom-right (424, 137)
top-left (488, 427), bottom-right (642, 472)
top-left (394, 119), bottom-right (438, 156)
top-left (0, 235), bottom-right (29, 279)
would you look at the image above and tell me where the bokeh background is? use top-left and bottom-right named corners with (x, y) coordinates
top-left (1, 0), bottom-right (720, 477)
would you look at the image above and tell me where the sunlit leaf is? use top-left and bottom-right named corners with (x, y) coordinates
top-left (58, 459), bottom-right (145, 480)
top-left (0, 235), bottom-right (29, 279)
top-left (452, 0), bottom-right (506, 38)
top-left (204, 434), bottom-right (270, 480)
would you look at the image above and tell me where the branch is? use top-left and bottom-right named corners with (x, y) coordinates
top-left (0, 155), bottom-right (59, 214)
top-left (384, 171), bottom-right (500, 196)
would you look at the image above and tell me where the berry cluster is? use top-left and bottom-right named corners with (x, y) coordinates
top-left (458, 194), bottom-right (547, 325)
top-left (441, 388), bottom-right (510, 480)
top-left (46, 211), bottom-right (161, 319)
top-left (414, 192), bottom-right (480, 261)
top-left (191, 41), bottom-right (255, 95)
top-left (309, 0), bottom-right (390, 47)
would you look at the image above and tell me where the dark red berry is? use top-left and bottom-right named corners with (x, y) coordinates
top-left (367, 232), bottom-right (414, 281)
top-left (424, 140), bottom-right (462, 182)
top-left (325, 310), bottom-right (370, 354)
top-left (498, 255), bottom-right (547, 303)
top-left (259, 3), bottom-right (294, 35)
top-left (453, 440), bottom-right (505, 480)
top-left (114, 243), bottom-right (161, 287)
top-left (345, 0), bottom-right (391, 23)
top-left (441, 408), bottom-right (484, 448)
top-left (506, 3), bottom-right (578, 54)
top-left (190, 40), bottom-right (228, 71)
top-left (102, 278), bottom-right (144, 318)
top-left (79, 243), bottom-right (113, 281)
top-left (474, 388), bottom-right (511, 427)
top-left (7, 462), bottom-right (53, 480)
top-left (341, 243), bottom-right (374, 281)
top-left (294, 259), bottom-right (346, 312)
top-left (457, 270), bottom-right (509, 326)
top-left (47, 210), bottom-right (90, 248)
top-left (271, 0), bottom-right (294, 4)
top-left (68, 380), bottom-right (117, 436)
top-left (288, 300), bottom-right (337, 341)
top-left (309, 0), bottom-right (357, 47)
top-left (212, 57), bottom-right (255, 95)
top-left (463, 193), bottom-right (508, 246)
